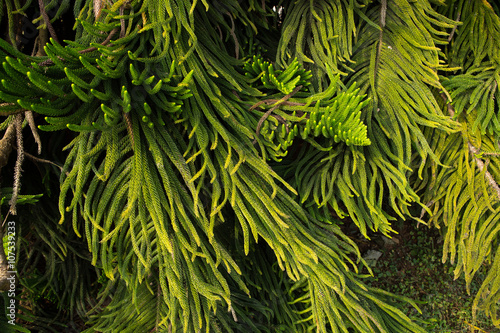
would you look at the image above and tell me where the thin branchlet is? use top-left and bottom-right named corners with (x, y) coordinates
top-left (9, 114), bottom-right (24, 215)
top-left (37, 28), bottom-right (119, 67)
top-left (374, 0), bottom-right (387, 83)
top-left (253, 85), bottom-right (302, 143)
top-left (25, 111), bottom-right (41, 155)
top-left (38, 0), bottom-right (59, 44)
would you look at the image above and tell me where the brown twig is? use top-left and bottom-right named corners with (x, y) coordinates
top-left (32, 26), bottom-right (49, 57)
top-left (226, 11), bottom-right (239, 59)
top-left (249, 99), bottom-right (314, 111)
top-left (80, 27), bottom-right (119, 54)
top-left (119, 5), bottom-right (126, 38)
top-left (216, 25), bottom-right (223, 43)
top-left (9, 114), bottom-right (24, 215)
top-left (94, 0), bottom-right (104, 19)
top-left (23, 151), bottom-right (66, 174)
top-left (373, 0), bottom-right (387, 81)
top-left (252, 85), bottom-right (302, 144)
top-left (0, 124), bottom-right (16, 171)
top-left (0, 124), bottom-right (17, 292)
top-left (124, 112), bottom-right (134, 148)
top-left (37, 28), bottom-right (119, 67)
top-left (38, 0), bottom-right (59, 44)
top-left (25, 111), bottom-right (42, 154)
top-left (448, 12), bottom-right (461, 43)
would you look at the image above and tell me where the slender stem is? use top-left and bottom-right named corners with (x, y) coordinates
top-left (22, 151), bottom-right (65, 174)
top-left (9, 114), bottom-right (24, 215)
top-left (25, 111), bottom-right (41, 155)
top-left (448, 12), bottom-right (461, 42)
top-left (226, 11), bottom-right (239, 59)
top-left (38, 0), bottom-right (59, 44)
top-left (37, 28), bottom-right (119, 67)
top-left (253, 85), bottom-right (302, 143)
top-left (374, 0), bottom-right (387, 80)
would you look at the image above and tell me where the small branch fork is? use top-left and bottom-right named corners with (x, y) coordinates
top-left (251, 85), bottom-right (303, 144)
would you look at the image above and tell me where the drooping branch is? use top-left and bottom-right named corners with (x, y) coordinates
top-left (9, 114), bottom-right (24, 215)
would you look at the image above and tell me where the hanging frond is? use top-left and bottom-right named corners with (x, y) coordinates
top-left (413, 0), bottom-right (500, 326)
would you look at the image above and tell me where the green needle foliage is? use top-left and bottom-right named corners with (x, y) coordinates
top-left (0, 0), bottom-right (499, 332)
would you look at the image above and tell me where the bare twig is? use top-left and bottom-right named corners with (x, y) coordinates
top-left (374, 0), bottom-right (387, 80)
top-left (0, 124), bottom-right (16, 291)
top-left (229, 305), bottom-right (238, 322)
top-left (9, 114), bottom-right (24, 215)
top-left (419, 200), bottom-right (434, 221)
top-left (448, 12), bottom-right (461, 43)
top-left (38, 0), bottom-right (59, 44)
top-left (0, 124), bottom-right (16, 170)
top-left (226, 11), bottom-right (239, 59)
top-left (124, 112), bottom-right (134, 147)
top-left (119, 5), bottom-right (126, 38)
top-left (37, 28), bottom-right (119, 67)
top-left (481, 152), bottom-right (500, 157)
top-left (23, 151), bottom-right (66, 174)
top-left (252, 85), bottom-right (302, 144)
top-left (249, 99), bottom-right (315, 111)
top-left (32, 27), bottom-right (49, 57)
top-left (469, 143), bottom-right (500, 199)
top-left (216, 25), bottom-right (223, 42)
top-left (25, 111), bottom-right (42, 154)
top-left (94, 0), bottom-right (104, 19)
top-left (78, 27), bottom-right (119, 54)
